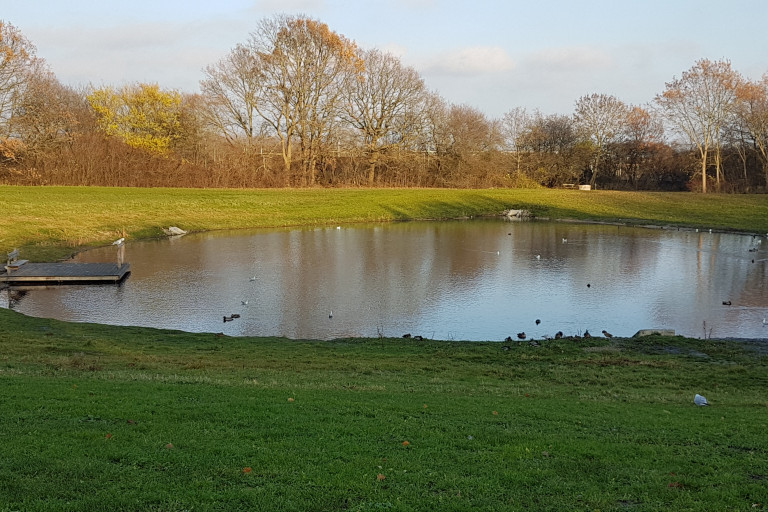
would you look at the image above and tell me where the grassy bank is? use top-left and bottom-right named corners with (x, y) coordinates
top-left (1, 307), bottom-right (766, 510)
top-left (2, 186), bottom-right (767, 261)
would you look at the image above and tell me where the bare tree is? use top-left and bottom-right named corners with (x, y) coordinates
top-left (13, 67), bottom-right (81, 159)
top-left (734, 74), bottom-right (768, 188)
top-left (0, 20), bottom-right (38, 143)
top-left (342, 48), bottom-right (425, 185)
top-left (573, 93), bottom-right (629, 187)
top-left (200, 44), bottom-right (262, 143)
top-left (655, 59), bottom-right (742, 192)
top-left (248, 15), bottom-right (363, 185)
top-left (618, 105), bottom-right (664, 188)
top-left (502, 107), bottom-right (531, 175)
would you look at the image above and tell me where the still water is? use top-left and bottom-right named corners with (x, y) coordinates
top-left (3, 220), bottom-right (767, 341)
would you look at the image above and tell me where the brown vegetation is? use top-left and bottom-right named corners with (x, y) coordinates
top-left (1, 18), bottom-right (767, 192)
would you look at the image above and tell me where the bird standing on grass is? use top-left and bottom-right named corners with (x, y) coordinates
top-left (602, 330), bottom-right (613, 338)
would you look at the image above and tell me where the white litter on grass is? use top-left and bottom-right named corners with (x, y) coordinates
top-left (694, 394), bottom-right (709, 406)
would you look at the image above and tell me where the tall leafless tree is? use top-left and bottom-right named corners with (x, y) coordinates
top-left (573, 93), bottom-right (629, 187)
top-left (342, 48), bottom-right (425, 185)
top-left (655, 59), bottom-right (742, 192)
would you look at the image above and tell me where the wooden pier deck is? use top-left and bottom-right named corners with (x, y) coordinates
top-left (0, 263), bottom-right (130, 284)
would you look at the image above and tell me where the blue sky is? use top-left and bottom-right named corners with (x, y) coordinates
top-left (3, 0), bottom-right (767, 117)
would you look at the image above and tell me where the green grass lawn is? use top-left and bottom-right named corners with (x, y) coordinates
top-left (1, 307), bottom-right (767, 511)
top-left (2, 186), bottom-right (767, 261)
top-left (2, 186), bottom-right (768, 510)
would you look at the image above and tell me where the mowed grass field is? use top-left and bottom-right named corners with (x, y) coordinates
top-left (1, 186), bottom-right (768, 510)
top-left (2, 186), bottom-right (767, 261)
top-left (1, 307), bottom-right (767, 511)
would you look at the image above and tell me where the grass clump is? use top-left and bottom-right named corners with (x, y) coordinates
top-left (1, 307), bottom-right (767, 511)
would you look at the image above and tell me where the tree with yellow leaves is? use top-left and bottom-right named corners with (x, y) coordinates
top-left (87, 83), bottom-right (182, 154)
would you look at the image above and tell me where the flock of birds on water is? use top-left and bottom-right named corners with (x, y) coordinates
top-left (105, 228), bottom-right (767, 338)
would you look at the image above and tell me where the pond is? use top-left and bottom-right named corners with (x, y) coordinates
top-left (3, 220), bottom-right (767, 341)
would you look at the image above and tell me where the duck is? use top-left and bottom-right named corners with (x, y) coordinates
top-left (722, 301), bottom-right (732, 306)
top-left (413, 335), bottom-right (424, 341)
top-left (517, 332), bottom-right (526, 340)
top-left (584, 330), bottom-right (592, 338)
top-left (223, 316), bottom-right (234, 322)
top-left (505, 336), bottom-right (513, 342)
top-left (402, 333), bottom-right (411, 338)
top-left (554, 331), bottom-right (563, 340)
top-left (602, 330), bottom-right (613, 338)
top-left (535, 319), bottom-right (541, 325)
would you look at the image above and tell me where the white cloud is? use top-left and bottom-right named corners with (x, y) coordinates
top-left (424, 46), bottom-right (516, 75)
top-left (522, 46), bottom-right (614, 73)
top-left (379, 43), bottom-right (409, 59)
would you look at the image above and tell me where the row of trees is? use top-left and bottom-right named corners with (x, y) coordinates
top-left (2, 16), bottom-right (768, 192)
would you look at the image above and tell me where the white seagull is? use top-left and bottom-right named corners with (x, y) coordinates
top-left (112, 238), bottom-right (125, 246)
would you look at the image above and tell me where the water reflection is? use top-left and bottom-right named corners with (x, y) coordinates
top-left (3, 220), bottom-right (767, 340)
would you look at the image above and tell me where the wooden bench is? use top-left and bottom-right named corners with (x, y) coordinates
top-left (562, 183), bottom-right (576, 189)
top-left (5, 249), bottom-right (29, 270)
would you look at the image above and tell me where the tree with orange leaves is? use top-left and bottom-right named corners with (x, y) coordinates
top-left (248, 15), bottom-right (364, 185)
top-left (0, 20), bottom-right (39, 161)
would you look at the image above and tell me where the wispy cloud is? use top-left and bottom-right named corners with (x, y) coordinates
top-left (522, 46), bottom-right (613, 73)
top-left (424, 46), bottom-right (516, 75)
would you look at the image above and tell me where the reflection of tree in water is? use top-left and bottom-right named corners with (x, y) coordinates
top-left (7, 289), bottom-right (27, 309)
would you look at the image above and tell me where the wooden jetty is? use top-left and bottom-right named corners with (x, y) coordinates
top-left (0, 262), bottom-right (131, 285)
